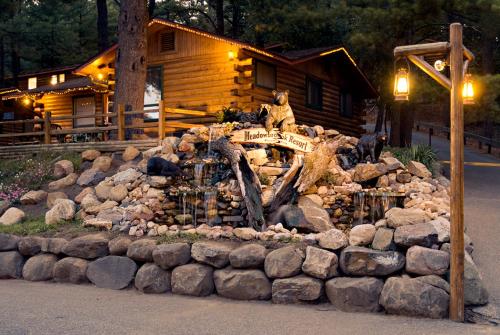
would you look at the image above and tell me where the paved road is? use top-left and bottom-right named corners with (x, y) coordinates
top-left (0, 281), bottom-right (497, 335)
top-left (413, 132), bottom-right (500, 306)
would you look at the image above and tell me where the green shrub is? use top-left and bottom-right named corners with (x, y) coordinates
top-left (216, 106), bottom-right (241, 123)
top-left (384, 144), bottom-right (437, 171)
top-left (0, 216), bottom-right (84, 236)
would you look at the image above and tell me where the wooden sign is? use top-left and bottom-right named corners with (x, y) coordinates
top-left (229, 128), bottom-right (314, 152)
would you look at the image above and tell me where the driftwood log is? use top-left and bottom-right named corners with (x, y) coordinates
top-left (270, 154), bottom-right (304, 212)
top-left (211, 136), bottom-right (265, 230)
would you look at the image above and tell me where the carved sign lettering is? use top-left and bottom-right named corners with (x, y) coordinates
top-left (229, 128), bottom-right (314, 153)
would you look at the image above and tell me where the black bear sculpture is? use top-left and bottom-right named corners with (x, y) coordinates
top-left (356, 132), bottom-right (387, 163)
top-left (147, 157), bottom-right (185, 177)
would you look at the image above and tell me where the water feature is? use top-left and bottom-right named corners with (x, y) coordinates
top-left (353, 190), bottom-right (404, 225)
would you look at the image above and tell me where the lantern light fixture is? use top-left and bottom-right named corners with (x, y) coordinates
top-left (434, 59), bottom-right (446, 72)
top-left (23, 97), bottom-right (31, 106)
top-left (462, 73), bottom-right (474, 105)
top-left (228, 50), bottom-right (235, 61)
top-left (97, 73), bottom-right (104, 80)
top-left (394, 67), bottom-right (410, 101)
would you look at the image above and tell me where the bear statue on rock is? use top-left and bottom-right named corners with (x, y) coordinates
top-left (356, 132), bottom-right (387, 163)
top-left (147, 157), bottom-right (185, 178)
top-left (258, 90), bottom-right (296, 133)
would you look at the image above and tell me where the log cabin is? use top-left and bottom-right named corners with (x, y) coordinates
top-left (1, 18), bottom-right (377, 143)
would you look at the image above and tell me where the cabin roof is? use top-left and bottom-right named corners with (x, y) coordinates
top-left (2, 77), bottom-right (108, 100)
top-left (16, 64), bottom-right (79, 78)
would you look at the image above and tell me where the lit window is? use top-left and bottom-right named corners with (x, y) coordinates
top-left (144, 66), bottom-right (163, 122)
top-left (306, 77), bottom-right (322, 110)
top-left (59, 73), bottom-right (65, 83)
top-left (50, 75), bottom-right (58, 85)
top-left (28, 77), bottom-right (37, 90)
top-left (255, 60), bottom-right (276, 90)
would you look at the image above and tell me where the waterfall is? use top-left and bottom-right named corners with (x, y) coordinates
top-left (194, 162), bottom-right (205, 186)
top-left (354, 191), bottom-right (365, 225)
top-left (369, 192), bottom-right (376, 224)
top-left (204, 191), bottom-right (217, 226)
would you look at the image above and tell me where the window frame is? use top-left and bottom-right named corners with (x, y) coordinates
top-left (143, 65), bottom-right (164, 122)
top-left (254, 59), bottom-right (277, 90)
top-left (339, 91), bottom-right (353, 118)
top-left (305, 76), bottom-right (323, 111)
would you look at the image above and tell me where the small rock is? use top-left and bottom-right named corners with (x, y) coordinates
top-left (113, 168), bottom-right (143, 185)
top-left (122, 146), bottom-right (140, 161)
top-left (48, 173), bottom-right (78, 191)
top-left (171, 264), bottom-right (214, 297)
top-left (406, 246), bottom-right (450, 275)
top-left (229, 244), bottom-right (267, 269)
top-left (264, 246), bottom-right (304, 278)
top-left (74, 187), bottom-right (94, 204)
top-left (77, 168), bottom-right (105, 186)
top-left (86, 200), bottom-right (118, 215)
top-left (45, 199), bottom-right (76, 225)
top-left (83, 218), bottom-right (113, 230)
top-left (54, 160), bottom-right (75, 178)
top-left (143, 146), bottom-right (162, 159)
top-left (0, 251), bottom-right (24, 278)
top-left (62, 234), bottom-right (109, 259)
top-left (233, 227), bottom-right (258, 240)
top-left (153, 243), bottom-right (191, 270)
top-left (22, 254), bottom-right (58, 281)
top-left (53, 257), bottom-right (89, 284)
top-left (317, 229), bottom-right (348, 250)
top-left (20, 190), bottom-right (47, 205)
top-left (371, 227), bottom-right (394, 251)
top-left (301, 246), bottom-right (338, 279)
top-left (381, 157), bottom-right (404, 171)
top-left (95, 182), bottom-right (112, 201)
top-left (135, 263), bottom-right (171, 293)
top-left (407, 160), bottom-right (432, 178)
top-left (109, 184), bottom-right (128, 202)
top-left (379, 277), bottom-right (449, 318)
top-left (214, 268), bottom-right (272, 300)
top-left (92, 156), bottom-right (113, 172)
top-left (86, 256), bottom-right (137, 290)
top-left (272, 275), bottom-right (323, 304)
top-left (325, 277), bottom-right (384, 312)
top-left (108, 236), bottom-right (133, 255)
top-left (0, 208), bottom-right (25, 225)
top-left (353, 163), bottom-right (388, 182)
top-left (127, 239), bottom-right (157, 262)
top-left (396, 171), bottom-right (412, 183)
top-left (148, 176), bottom-right (168, 188)
top-left (81, 149), bottom-right (100, 161)
top-left (340, 246), bottom-right (405, 276)
top-left (349, 224), bottom-right (376, 246)
top-left (46, 192), bottom-right (68, 208)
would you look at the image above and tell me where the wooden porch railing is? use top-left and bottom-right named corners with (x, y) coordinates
top-left (0, 100), bottom-right (217, 146)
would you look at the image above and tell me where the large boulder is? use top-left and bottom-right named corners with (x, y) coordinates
top-left (371, 227), bottom-right (394, 251)
top-left (48, 173), bottom-right (78, 191)
top-left (353, 163), bottom-right (388, 182)
top-left (325, 277), bottom-right (384, 313)
top-left (0, 207), bottom-right (25, 225)
top-left (407, 160), bottom-right (432, 178)
top-left (229, 244), bottom-right (267, 269)
top-left (53, 257), bottom-right (89, 284)
top-left (191, 241), bottom-right (235, 268)
top-left (86, 256), bottom-right (137, 290)
top-left (81, 149), bottom-right (100, 161)
top-left (41, 238), bottom-right (68, 255)
top-left (0, 251), bottom-right (24, 278)
top-left (214, 268), bottom-right (272, 300)
top-left (126, 239), bottom-right (157, 262)
top-left (264, 246), bottom-right (305, 279)
top-left (393, 222), bottom-right (438, 247)
top-left (113, 168), bottom-right (143, 185)
top-left (92, 156), bottom-right (113, 172)
top-left (380, 156), bottom-right (404, 171)
top-left (349, 224), bottom-right (376, 246)
top-left (77, 168), bottom-right (105, 186)
top-left (171, 264), bottom-right (214, 297)
top-left (0, 233), bottom-right (20, 251)
top-left (301, 246), bottom-right (338, 280)
top-left (108, 236), bottom-right (133, 255)
top-left (463, 253), bottom-right (489, 305)
top-left (134, 263), bottom-right (171, 294)
top-left (20, 190), bottom-right (48, 205)
top-left (379, 277), bottom-right (449, 318)
top-left (18, 236), bottom-right (45, 256)
top-left (272, 275), bottom-right (323, 304)
top-left (62, 234), bottom-right (109, 259)
top-left (406, 246), bottom-right (449, 275)
top-left (122, 146), bottom-right (140, 161)
top-left (339, 246), bottom-right (405, 276)
top-left (22, 254), bottom-right (58, 281)
top-left (152, 243), bottom-right (191, 270)
top-left (297, 200), bottom-right (333, 233)
top-left (385, 207), bottom-right (431, 228)
top-left (45, 199), bottom-right (76, 225)
top-left (317, 229), bottom-right (348, 250)
top-left (54, 159), bottom-right (74, 178)
top-left (47, 192), bottom-right (68, 209)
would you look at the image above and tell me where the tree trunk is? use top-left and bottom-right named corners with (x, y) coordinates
top-left (389, 103), bottom-right (401, 147)
top-left (374, 101), bottom-right (385, 133)
top-left (9, 37), bottom-right (20, 87)
top-left (215, 0), bottom-right (224, 35)
top-left (148, 0), bottom-right (156, 18)
top-left (230, 0), bottom-right (241, 39)
top-left (114, 0), bottom-right (149, 139)
top-left (400, 102), bottom-right (414, 147)
top-left (96, 0), bottom-right (109, 52)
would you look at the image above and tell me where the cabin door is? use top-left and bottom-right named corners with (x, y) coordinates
top-left (73, 96), bottom-right (96, 128)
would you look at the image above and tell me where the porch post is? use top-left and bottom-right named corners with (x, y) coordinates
top-left (44, 111), bottom-right (51, 145)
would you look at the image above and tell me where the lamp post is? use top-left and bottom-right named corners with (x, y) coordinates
top-left (393, 23), bottom-right (474, 322)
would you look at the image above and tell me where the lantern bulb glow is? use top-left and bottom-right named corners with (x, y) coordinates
top-left (97, 73), bottom-right (104, 80)
top-left (228, 50), bottom-right (235, 61)
top-left (434, 60), bottom-right (446, 72)
top-left (463, 74), bottom-right (474, 105)
top-left (23, 98), bottom-right (31, 106)
top-left (394, 68), bottom-right (410, 101)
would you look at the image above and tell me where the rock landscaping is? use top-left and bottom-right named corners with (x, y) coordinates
top-left (0, 120), bottom-right (491, 320)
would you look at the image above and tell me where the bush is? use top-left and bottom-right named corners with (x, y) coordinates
top-left (0, 216), bottom-right (84, 236)
top-left (384, 144), bottom-right (437, 171)
top-left (216, 106), bottom-right (242, 123)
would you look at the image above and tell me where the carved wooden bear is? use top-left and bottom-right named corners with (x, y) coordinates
top-left (147, 157), bottom-right (185, 177)
top-left (356, 132), bottom-right (387, 163)
top-left (263, 90), bottom-right (296, 132)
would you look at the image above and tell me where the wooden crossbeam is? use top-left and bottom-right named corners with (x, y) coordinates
top-left (407, 55), bottom-right (451, 90)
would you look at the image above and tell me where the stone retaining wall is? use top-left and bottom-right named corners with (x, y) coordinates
top-left (0, 232), bottom-right (489, 319)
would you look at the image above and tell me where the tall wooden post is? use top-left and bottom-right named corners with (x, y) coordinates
top-left (158, 100), bottom-right (165, 140)
top-left (117, 104), bottom-right (125, 141)
top-left (449, 22), bottom-right (465, 322)
top-left (44, 111), bottom-right (51, 144)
